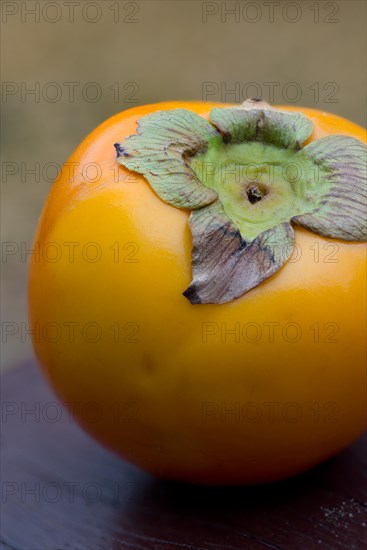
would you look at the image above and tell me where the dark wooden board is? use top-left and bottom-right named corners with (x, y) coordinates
top-left (1, 360), bottom-right (366, 550)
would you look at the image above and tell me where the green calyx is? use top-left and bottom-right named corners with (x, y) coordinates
top-left (115, 99), bottom-right (367, 305)
top-left (189, 140), bottom-right (310, 242)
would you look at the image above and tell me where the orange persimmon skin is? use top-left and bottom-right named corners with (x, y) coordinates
top-left (29, 102), bottom-right (366, 485)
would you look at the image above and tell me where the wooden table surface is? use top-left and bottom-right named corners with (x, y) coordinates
top-left (1, 360), bottom-right (366, 550)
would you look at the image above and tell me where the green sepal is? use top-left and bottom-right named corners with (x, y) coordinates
top-left (210, 107), bottom-right (314, 149)
top-left (292, 135), bottom-right (367, 240)
top-left (183, 201), bottom-right (294, 304)
top-left (115, 109), bottom-right (219, 209)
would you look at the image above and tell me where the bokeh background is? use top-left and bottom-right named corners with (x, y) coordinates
top-left (1, 0), bottom-right (366, 370)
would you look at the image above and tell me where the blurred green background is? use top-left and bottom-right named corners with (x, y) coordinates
top-left (1, 0), bottom-right (366, 370)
